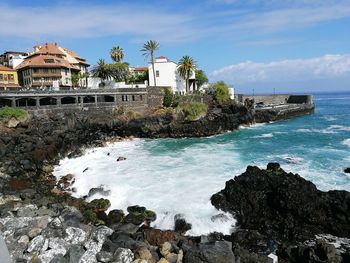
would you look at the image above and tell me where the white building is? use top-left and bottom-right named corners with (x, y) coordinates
top-left (0, 51), bottom-right (28, 69)
top-left (148, 56), bottom-right (196, 94)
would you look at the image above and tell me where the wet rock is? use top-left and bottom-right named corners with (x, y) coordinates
top-left (144, 210), bottom-right (157, 223)
top-left (89, 198), bottom-right (111, 212)
top-left (127, 205), bottom-right (146, 214)
top-left (117, 156), bottom-right (127, 162)
top-left (174, 214), bottom-right (192, 234)
top-left (211, 163), bottom-right (350, 242)
top-left (344, 168), bottom-right (350, 174)
top-left (113, 248), bottom-right (134, 263)
top-left (124, 213), bottom-right (145, 225)
top-left (88, 186), bottom-right (111, 198)
top-left (184, 241), bottom-right (235, 263)
top-left (96, 251), bottom-right (113, 262)
top-left (107, 209), bottom-right (125, 225)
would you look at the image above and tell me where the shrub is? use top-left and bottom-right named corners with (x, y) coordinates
top-left (163, 88), bottom-right (173, 107)
top-left (182, 102), bottom-right (208, 121)
top-left (0, 106), bottom-right (28, 120)
top-left (125, 110), bottom-right (141, 120)
top-left (213, 81), bottom-right (231, 104)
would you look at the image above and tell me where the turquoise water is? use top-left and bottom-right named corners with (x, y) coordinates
top-left (54, 92), bottom-right (350, 235)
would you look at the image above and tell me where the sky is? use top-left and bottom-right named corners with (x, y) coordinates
top-left (0, 0), bottom-right (350, 93)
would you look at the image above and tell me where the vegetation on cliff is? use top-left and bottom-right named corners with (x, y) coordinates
top-left (182, 102), bottom-right (208, 121)
top-left (0, 106), bottom-right (28, 121)
top-left (213, 81), bottom-right (231, 104)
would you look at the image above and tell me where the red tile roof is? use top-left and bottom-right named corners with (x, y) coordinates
top-left (0, 65), bottom-right (16, 72)
top-left (16, 54), bottom-right (79, 70)
top-left (34, 43), bottom-right (65, 56)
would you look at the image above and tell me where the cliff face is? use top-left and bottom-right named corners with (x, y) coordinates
top-left (0, 102), bottom-right (254, 177)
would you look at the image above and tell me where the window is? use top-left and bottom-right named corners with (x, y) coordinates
top-left (66, 78), bottom-right (69, 84)
top-left (8, 74), bottom-right (14, 83)
top-left (33, 68), bottom-right (39, 73)
top-left (132, 95), bottom-right (135, 101)
top-left (44, 59), bottom-right (55, 64)
top-left (4, 74), bottom-right (8, 82)
top-left (65, 69), bottom-right (68, 75)
top-left (140, 95), bottom-right (143, 101)
top-left (0, 74), bottom-right (3, 82)
top-left (156, 70), bottom-right (159, 77)
top-left (51, 69), bottom-right (56, 73)
top-left (43, 69), bottom-right (49, 73)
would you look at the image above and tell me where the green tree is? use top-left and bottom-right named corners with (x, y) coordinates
top-left (163, 88), bottom-right (173, 107)
top-left (110, 46), bottom-right (124, 63)
top-left (177, 56), bottom-right (196, 93)
top-left (71, 73), bottom-right (80, 87)
top-left (213, 81), bottom-right (231, 104)
top-left (107, 62), bottom-right (130, 82)
top-left (195, 69), bottom-right (208, 88)
top-left (141, 40), bottom-right (159, 87)
top-left (91, 59), bottom-right (110, 81)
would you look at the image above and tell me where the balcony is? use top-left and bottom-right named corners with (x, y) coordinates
top-left (32, 72), bottom-right (62, 77)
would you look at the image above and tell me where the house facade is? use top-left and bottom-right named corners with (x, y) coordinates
top-left (148, 56), bottom-right (196, 94)
top-left (16, 43), bottom-right (89, 89)
top-left (0, 65), bottom-right (20, 90)
top-left (0, 51), bottom-right (29, 69)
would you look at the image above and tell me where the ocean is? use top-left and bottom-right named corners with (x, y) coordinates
top-left (53, 92), bottom-right (350, 235)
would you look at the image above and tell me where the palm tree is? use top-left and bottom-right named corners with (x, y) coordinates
top-left (177, 56), bottom-right (196, 93)
top-left (91, 59), bottom-right (109, 81)
top-left (141, 40), bottom-right (159, 86)
top-left (110, 46), bottom-right (124, 63)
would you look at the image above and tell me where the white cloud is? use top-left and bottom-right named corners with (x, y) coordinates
top-left (210, 54), bottom-right (350, 86)
top-left (0, 3), bottom-right (195, 43)
top-left (1, 1), bottom-right (350, 44)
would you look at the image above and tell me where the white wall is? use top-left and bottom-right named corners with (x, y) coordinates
top-left (148, 58), bottom-right (196, 94)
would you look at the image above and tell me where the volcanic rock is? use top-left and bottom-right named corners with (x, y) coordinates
top-left (211, 163), bottom-right (350, 242)
top-left (174, 214), bottom-right (192, 234)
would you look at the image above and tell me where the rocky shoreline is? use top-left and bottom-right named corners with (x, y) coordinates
top-left (2, 101), bottom-right (347, 263)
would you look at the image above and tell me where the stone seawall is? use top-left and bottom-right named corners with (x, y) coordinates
top-left (237, 94), bottom-right (313, 105)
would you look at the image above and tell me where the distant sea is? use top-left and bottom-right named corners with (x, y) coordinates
top-left (54, 91), bottom-right (350, 235)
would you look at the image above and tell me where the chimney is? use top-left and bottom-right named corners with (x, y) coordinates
top-left (33, 45), bottom-right (41, 52)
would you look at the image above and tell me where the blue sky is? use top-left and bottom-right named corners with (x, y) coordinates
top-left (1, 0), bottom-right (350, 93)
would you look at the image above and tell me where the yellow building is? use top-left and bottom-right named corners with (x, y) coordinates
top-left (0, 65), bottom-right (19, 90)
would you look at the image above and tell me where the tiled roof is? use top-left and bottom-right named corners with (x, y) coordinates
top-left (156, 56), bottom-right (167, 59)
top-left (16, 54), bottom-right (79, 70)
top-left (34, 43), bottom-right (65, 56)
top-left (0, 65), bottom-right (16, 72)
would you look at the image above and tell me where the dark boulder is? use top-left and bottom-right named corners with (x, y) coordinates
top-left (278, 240), bottom-right (341, 263)
top-left (174, 214), bottom-right (192, 234)
top-left (107, 209), bottom-right (125, 225)
top-left (124, 213), bottom-right (145, 225)
top-left (127, 205), bottom-right (146, 214)
top-left (344, 168), bottom-right (350, 174)
top-left (183, 241), bottom-right (235, 263)
top-left (211, 163), bottom-right (350, 242)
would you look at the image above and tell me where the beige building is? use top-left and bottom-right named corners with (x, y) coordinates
top-left (16, 43), bottom-right (89, 89)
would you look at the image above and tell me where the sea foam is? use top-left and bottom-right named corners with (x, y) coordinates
top-left (53, 139), bottom-right (239, 235)
top-left (341, 138), bottom-right (350, 148)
